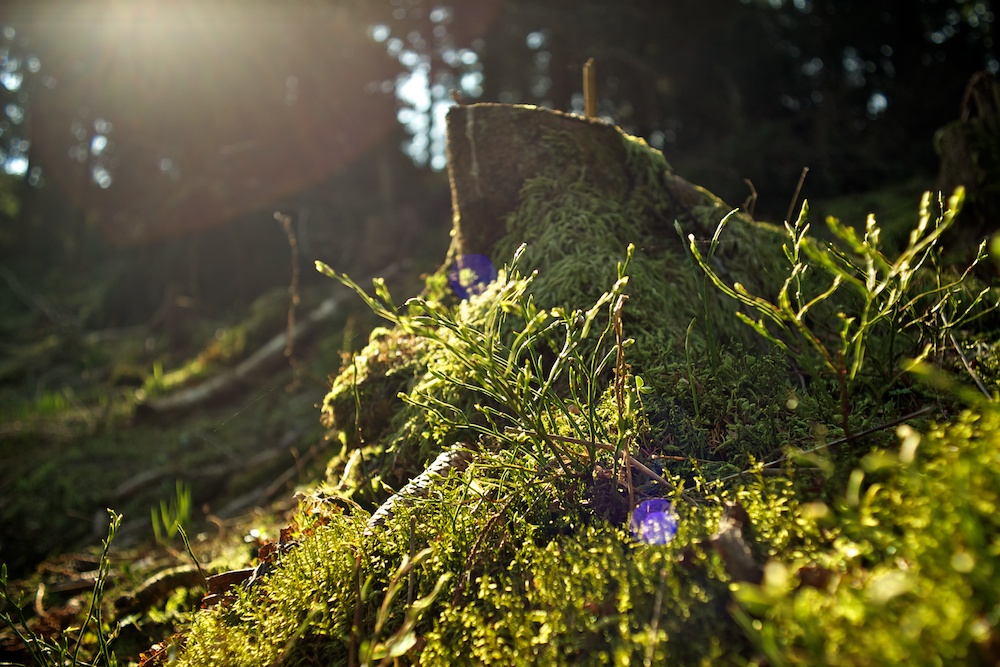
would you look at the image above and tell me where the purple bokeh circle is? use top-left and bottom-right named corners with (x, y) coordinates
top-left (630, 498), bottom-right (679, 545)
top-left (448, 254), bottom-right (497, 300)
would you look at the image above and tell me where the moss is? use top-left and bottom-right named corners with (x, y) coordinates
top-left (422, 524), bottom-right (741, 666)
top-left (730, 402), bottom-right (1000, 665)
top-left (321, 327), bottom-right (430, 448)
top-left (176, 395), bottom-right (1000, 665)
top-left (179, 512), bottom-right (367, 666)
top-left (323, 108), bottom-right (830, 488)
top-left (169, 107), bottom-right (999, 666)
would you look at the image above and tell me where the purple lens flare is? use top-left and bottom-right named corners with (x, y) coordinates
top-left (630, 498), bottom-right (678, 545)
top-left (448, 254), bottom-right (497, 299)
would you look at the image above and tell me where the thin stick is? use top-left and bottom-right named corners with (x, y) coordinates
top-left (612, 295), bottom-right (636, 511)
top-left (941, 311), bottom-right (991, 398)
top-left (785, 166), bottom-right (810, 224)
top-left (176, 524), bottom-right (208, 584)
top-left (348, 551), bottom-right (362, 667)
top-left (275, 211), bottom-right (300, 361)
top-left (407, 516), bottom-right (416, 605)
top-left (714, 406), bottom-right (937, 485)
top-left (644, 565), bottom-right (668, 667)
top-left (583, 58), bottom-right (597, 118)
top-left (742, 178), bottom-right (758, 219)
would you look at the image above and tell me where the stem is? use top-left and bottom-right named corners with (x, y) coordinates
top-left (838, 355), bottom-right (853, 444)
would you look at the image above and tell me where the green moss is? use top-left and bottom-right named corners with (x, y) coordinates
top-left (322, 327), bottom-right (431, 449)
top-left (169, 111), bottom-right (998, 666)
top-left (731, 402), bottom-right (1000, 665)
top-left (176, 398), bottom-right (1000, 665)
top-left (179, 513), bottom-right (366, 666)
top-left (422, 524), bottom-right (738, 666)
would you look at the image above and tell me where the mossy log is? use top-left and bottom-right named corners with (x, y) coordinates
top-left (323, 103), bottom-right (802, 485)
top-left (140, 262), bottom-right (402, 415)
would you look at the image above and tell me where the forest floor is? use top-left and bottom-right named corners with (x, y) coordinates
top-left (0, 170), bottom-right (976, 664)
top-left (0, 217), bottom-right (447, 661)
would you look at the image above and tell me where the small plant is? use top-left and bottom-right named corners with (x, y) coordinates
top-left (316, 243), bottom-right (649, 478)
top-left (686, 187), bottom-right (994, 437)
top-left (729, 397), bottom-right (1000, 665)
top-left (359, 548), bottom-right (452, 665)
top-left (151, 480), bottom-right (192, 546)
top-left (0, 510), bottom-right (121, 667)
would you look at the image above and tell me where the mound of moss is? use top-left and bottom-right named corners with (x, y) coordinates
top-left (172, 105), bottom-right (998, 665)
top-left (321, 106), bottom-right (843, 485)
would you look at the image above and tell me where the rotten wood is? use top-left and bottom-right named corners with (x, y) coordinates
top-left (445, 103), bottom-right (732, 264)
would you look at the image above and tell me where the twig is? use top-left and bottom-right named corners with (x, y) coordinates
top-left (941, 311), bottom-right (991, 399)
top-left (784, 166), bottom-right (809, 225)
top-left (407, 516), bottom-right (416, 606)
top-left (714, 406), bottom-right (937, 485)
top-left (583, 58), bottom-right (597, 118)
top-left (348, 550), bottom-right (362, 667)
top-left (612, 294), bottom-right (635, 511)
top-left (644, 565), bottom-right (668, 667)
top-left (34, 583), bottom-right (46, 617)
top-left (275, 211), bottom-right (300, 362)
top-left (742, 178), bottom-right (758, 220)
top-left (177, 524), bottom-right (208, 584)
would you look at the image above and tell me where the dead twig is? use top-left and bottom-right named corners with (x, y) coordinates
top-left (941, 311), bottom-right (991, 399)
top-left (784, 166), bottom-right (809, 225)
top-left (583, 58), bottom-right (597, 118)
top-left (612, 293), bottom-right (635, 512)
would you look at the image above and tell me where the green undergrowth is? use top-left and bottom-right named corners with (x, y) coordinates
top-left (0, 282), bottom-right (351, 579)
top-left (175, 399), bottom-right (1000, 665)
top-left (72, 120), bottom-right (1000, 664)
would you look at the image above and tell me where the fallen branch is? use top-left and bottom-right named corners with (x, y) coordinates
top-left (139, 262), bottom-right (400, 414)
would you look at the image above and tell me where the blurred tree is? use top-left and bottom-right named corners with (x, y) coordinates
top-left (1, 0), bottom-right (994, 249)
top-left (15, 2), bottom-right (406, 243)
top-left (418, 0), bottom-right (995, 217)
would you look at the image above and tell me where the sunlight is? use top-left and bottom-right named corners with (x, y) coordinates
top-left (16, 1), bottom-right (400, 241)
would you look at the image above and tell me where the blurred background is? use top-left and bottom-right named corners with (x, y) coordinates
top-left (0, 0), bottom-right (995, 321)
